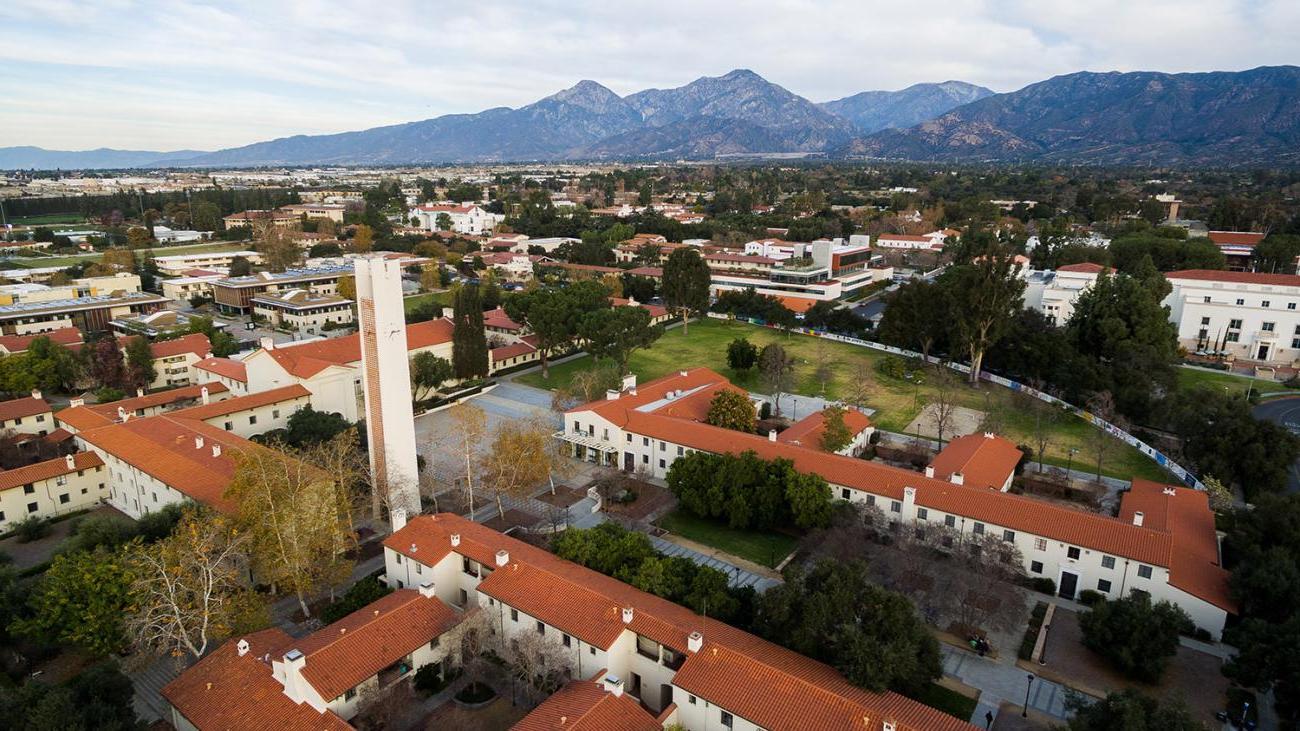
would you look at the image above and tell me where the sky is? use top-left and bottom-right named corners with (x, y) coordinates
top-left (2, 0), bottom-right (1297, 152)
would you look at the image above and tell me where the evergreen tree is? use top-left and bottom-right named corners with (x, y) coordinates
top-left (661, 248), bottom-right (711, 334)
top-left (452, 284), bottom-right (489, 379)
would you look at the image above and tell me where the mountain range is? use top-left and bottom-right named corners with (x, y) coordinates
top-left (4, 66), bottom-right (1298, 169)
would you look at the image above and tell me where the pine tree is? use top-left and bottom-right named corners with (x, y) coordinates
top-left (452, 284), bottom-right (489, 379)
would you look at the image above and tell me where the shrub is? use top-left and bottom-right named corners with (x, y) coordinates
top-left (413, 663), bottom-right (460, 695)
top-left (322, 572), bottom-right (395, 624)
top-left (1027, 577), bottom-right (1056, 595)
top-left (876, 356), bottom-right (909, 380)
top-left (14, 516), bottom-right (51, 543)
top-left (1080, 592), bottom-right (1191, 682)
top-left (1077, 589), bottom-right (1105, 607)
top-left (759, 401), bottom-right (772, 420)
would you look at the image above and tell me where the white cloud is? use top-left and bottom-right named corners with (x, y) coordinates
top-left (0, 0), bottom-right (1292, 150)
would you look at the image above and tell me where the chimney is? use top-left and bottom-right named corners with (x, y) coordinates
top-left (621, 373), bottom-right (637, 391)
top-left (260, 336), bottom-right (275, 351)
top-left (984, 432), bottom-right (994, 439)
top-left (924, 466), bottom-right (935, 478)
top-left (236, 638), bottom-right (250, 657)
top-left (418, 580), bottom-right (436, 598)
top-left (495, 549), bottom-right (509, 567)
top-left (69, 397), bottom-right (84, 408)
top-left (450, 533), bottom-right (461, 547)
top-left (903, 486), bottom-right (917, 515)
top-left (621, 606), bottom-right (634, 624)
top-left (201, 386), bottom-right (210, 405)
top-left (65, 454), bottom-right (76, 469)
top-left (602, 674), bottom-right (625, 697)
top-left (768, 429), bottom-right (777, 442)
top-left (605, 389), bottom-right (621, 401)
top-left (117, 407), bottom-right (129, 422)
top-left (211, 444), bottom-right (222, 458)
top-left (391, 508), bottom-right (407, 532)
top-left (687, 631), bottom-right (703, 653)
top-left (136, 387), bottom-right (145, 398)
top-left (1133, 511), bottom-right (1144, 527)
top-left (30, 388), bottom-right (41, 400)
top-left (950, 472), bottom-right (964, 486)
top-left (678, 370), bottom-right (688, 377)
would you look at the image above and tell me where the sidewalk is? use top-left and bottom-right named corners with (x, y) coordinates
top-left (941, 645), bottom-right (1077, 723)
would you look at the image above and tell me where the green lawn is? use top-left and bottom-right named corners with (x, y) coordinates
top-left (1176, 365), bottom-right (1299, 398)
top-left (656, 510), bottom-right (797, 568)
top-left (403, 291), bottom-right (452, 314)
top-left (519, 318), bottom-right (1173, 482)
top-left (913, 683), bottom-right (979, 722)
top-left (8, 240), bottom-right (250, 269)
top-left (10, 213), bottom-right (88, 226)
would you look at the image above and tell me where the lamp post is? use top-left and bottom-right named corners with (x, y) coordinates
top-left (1065, 448), bottom-right (1079, 481)
top-left (1022, 673), bottom-right (1034, 717)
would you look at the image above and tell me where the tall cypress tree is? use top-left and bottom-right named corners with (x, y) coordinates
top-left (452, 284), bottom-right (489, 379)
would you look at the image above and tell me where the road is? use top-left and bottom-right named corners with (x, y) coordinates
top-left (1251, 396), bottom-right (1300, 493)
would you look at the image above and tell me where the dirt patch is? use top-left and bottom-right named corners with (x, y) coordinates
top-left (482, 509), bottom-right (539, 533)
top-left (419, 695), bottom-right (529, 730)
top-left (534, 485), bottom-right (587, 509)
top-left (601, 479), bottom-right (675, 522)
top-left (905, 403), bottom-right (986, 440)
top-left (1038, 607), bottom-right (1229, 725)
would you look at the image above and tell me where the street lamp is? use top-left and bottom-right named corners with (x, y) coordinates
top-left (1022, 673), bottom-right (1034, 717)
top-left (1065, 447), bottom-right (1079, 480)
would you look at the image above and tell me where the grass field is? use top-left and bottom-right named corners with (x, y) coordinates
top-left (656, 510), bottom-right (797, 568)
top-left (518, 318), bottom-right (1173, 481)
top-left (3, 240), bottom-right (250, 269)
top-left (9, 213), bottom-right (88, 226)
top-left (403, 291), bottom-right (452, 314)
top-left (914, 682), bottom-right (979, 721)
top-left (1176, 365), bottom-right (1300, 398)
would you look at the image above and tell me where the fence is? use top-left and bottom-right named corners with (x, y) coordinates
top-left (707, 311), bottom-right (1205, 490)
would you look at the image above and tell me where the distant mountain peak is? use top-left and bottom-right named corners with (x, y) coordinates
top-left (820, 81), bottom-right (995, 134)
top-left (542, 79), bottom-right (627, 114)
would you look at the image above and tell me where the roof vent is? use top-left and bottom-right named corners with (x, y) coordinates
top-left (195, 436), bottom-right (205, 449)
top-left (1162, 487), bottom-right (1177, 496)
top-left (984, 432), bottom-right (994, 439)
top-left (622, 606), bottom-right (634, 624)
top-left (924, 466), bottom-right (935, 478)
top-left (687, 631), bottom-right (703, 653)
top-left (679, 370), bottom-right (688, 377)
top-left (410, 542), bottom-right (419, 553)
top-left (69, 397), bottom-right (84, 408)
top-left (136, 387), bottom-right (145, 398)
top-left (201, 386), bottom-right (210, 405)
top-left (602, 674), bottom-right (624, 697)
top-left (451, 533), bottom-right (461, 547)
top-left (495, 549), bottom-right (509, 567)
top-left (117, 406), bottom-right (129, 422)
top-left (30, 388), bottom-right (41, 400)
top-left (236, 638), bottom-right (249, 657)
top-left (950, 472), bottom-right (964, 486)
top-left (605, 389), bottom-right (621, 401)
top-left (418, 581), bottom-right (436, 598)
top-left (212, 444), bottom-right (222, 458)
top-left (1133, 511), bottom-right (1145, 527)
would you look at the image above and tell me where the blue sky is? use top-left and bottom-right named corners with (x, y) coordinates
top-left (2, 0), bottom-right (1296, 152)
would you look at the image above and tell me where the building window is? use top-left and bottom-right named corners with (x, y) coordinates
top-left (1203, 296), bottom-right (1211, 303)
top-left (841, 488), bottom-right (850, 500)
top-left (1229, 318), bottom-right (1243, 329)
top-left (395, 554), bottom-right (402, 564)
top-left (415, 563), bottom-right (422, 575)
top-left (642, 455), bottom-right (649, 464)
top-left (944, 515), bottom-right (956, 528)
top-left (677, 446), bottom-right (684, 456)
top-left (1291, 338), bottom-right (1300, 349)
top-left (59, 494), bottom-right (69, 504)
top-left (658, 459), bottom-right (665, 469)
top-left (1097, 579), bottom-right (1112, 593)
top-left (536, 621), bottom-right (545, 635)
top-left (1201, 316), bottom-right (1210, 325)
top-left (23, 484), bottom-right (34, 495)
top-left (224, 421), bottom-right (233, 430)
top-left (720, 711), bottom-right (734, 728)
top-left (273, 409), bottom-right (280, 418)
top-left (1030, 561), bottom-right (1043, 574)
top-left (1227, 332), bottom-right (1240, 342)
top-left (1290, 303), bottom-right (1297, 310)
top-left (917, 508), bottom-right (928, 520)
top-left (865, 495), bottom-right (876, 506)
top-left (1263, 301), bottom-right (1272, 308)
top-left (249, 415), bottom-right (257, 424)
top-left (1264, 322), bottom-right (1276, 332)
top-left (562, 634), bottom-right (571, 648)
top-left (429, 637), bottom-right (440, 649)
top-left (1003, 530), bottom-right (1015, 543)
top-left (642, 437), bottom-right (649, 447)
top-left (890, 500), bottom-right (901, 513)
top-left (590, 647), bottom-right (596, 656)
top-left (1067, 546), bottom-right (1081, 560)
top-left (27, 502), bottom-right (38, 514)
top-left (510, 608), bottom-right (519, 622)
top-left (689, 695), bottom-right (697, 705)
top-left (1102, 555), bottom-right (1115, 570)
top-left (973, 522), bottom-right (985, 535)
top-left (626, 434), bottom-right (632, 443)
top-left (344, 687), bottom-right (356, 701)
top-left (1137, 565), bottom-right (1153, 579)
top-left (1236, 298), bottom-right (1244, 306)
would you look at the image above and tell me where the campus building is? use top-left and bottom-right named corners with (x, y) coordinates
top-left (212, 265), bottom-right (353, 314)
top-left (0, 290), bottom-right (169, 335)
top-left (1163, 269), bottom-right (1300, 366)
top-left (559, 368), bottom-right (1235, 638)
top-left (710, 239), bottom-right (892, 312)
top-left (0, 452), bottom-right (107, 531)
top-left (251, 289), bottom-right (354, 336)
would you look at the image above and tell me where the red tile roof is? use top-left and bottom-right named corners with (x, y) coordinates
top-left (263, 319), bottom-right (456, 378)
top-left (776, 408), bottom-right (872, 450)
top-left (296, 589), bottom-right (461, 701)
top-left (483, 307), bottom-right (523, 331)
top-left (776, 295), bottom-right (820, 314)
top-left (142, 333), bottom-right (212, 359)
top-left (387, 515), bottom-right (972, 731)
top-left (0, 395), bottom-right (52, 422)
top-left (625, 266), bottom-right (663, 278)
top-left (1056, 262), bottom-right (1108, 274)
top-left (0, 452), bottom-right (102, 492)
top-left (0, 326), bottom-right (83, 353)
top-left (491, 341), bottom-right (537, 362)
top-left (512, 677), bottom-right (661, 731)
top-left (928, 433), bottom-right (1023, 490)
top-left (1120, 480), bottom-right (1235, 612)
top-left (1166, 269), bottom-right (1300, 287)
top-left (876, 234), bottom-right (932, 242)
top-left (194, 356), bottom-right (248, 383)
top-left (573, 368), bottom-right (1176, 569)
top-left (171, 384), bottom-right (310, 421)
top-left (609, 297), bottom-right (668, 319)
top-left (162, 628), bottom-right (352, 731)
top-left (1207, 231), bottom-right (1265, 247)
top-left (56, 383), bottom-right (232, 432)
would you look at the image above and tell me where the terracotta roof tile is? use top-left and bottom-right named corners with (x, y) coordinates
top-left (296, 589), bottom-right (461, 701)
top-left (0, 396), bottom-right (52, 422)
top-left (1120, 480), bottom-right (1235, 611)
top-left (928, 433), bottom-right (1023, 490)
top-left (195, 357), bottom-right (248, 383)
top-left (776, 409), bottom-right (872, 450)
top-left (261, 319), bottom-right (455, 378)
top-left (1166, 269), bottom-right (1300, 287)
top-left (491, 341), bottom-right (537, 362)
top-left (162, 628), bottom-right (352, 731)
top-left (1207, 231), bottom-right (1265, 247)
top-left (512, 677), bottom-right (661, 731)
top-left (141, 333), bottom-right (212, 359)
top-left (0, 326), bottom-right (83, 353)
top-left (483, 307), bottom-right (523, 331)
top-left (171, 384), bottom-right (311, 421)
top-left (1056, 263), bottom-right (1109, 274)
top-left (0, 452), bottom-right (102, 492)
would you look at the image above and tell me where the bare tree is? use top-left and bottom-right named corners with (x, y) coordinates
top-left (353, 676), bottom-right (419, 730)
top-left (758, 343), bottom-right (795, 417)
top-left (842, 361), bottom-right (873, 412)
top-left (1027, 395), bottom-right (1059, 474)
top-left (127, 510), bottom-right (264, 660)
top-left (813, 339), bottom-right (834, 396)
top-left (930, 367), bottom-right (960, 448)
top-left (448, 404), bottom-right (487, 516)
top-left (1086, 391), bottom-right (1125, 482)
top-left (482, 415), bottom-right (566, 519)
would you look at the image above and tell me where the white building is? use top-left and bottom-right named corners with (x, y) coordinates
top-left (160, 273), bottom-right (225, 302)
top-left (154, 250), bottom-right (261, 275)
top-left (410, 203), bottom-right (503, 236)
top-left (1164, 269), bottom-right (1300, 365)
top-left (0, 390), bottom-right (54, 435)
top-left (710, 239), bottom-right (891, 311)
top-left (1021, 263), bottom-right (1110, 326)
top-left (875, 234), bottom-right (943, 251)
top-left (252, 289), bottom-right (354, 336)
top-left (560, 368), bottom-right (1234, 638)
top-left (0, 452), bottom-right (107, 530)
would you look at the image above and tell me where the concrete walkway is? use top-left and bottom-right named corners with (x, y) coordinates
top-left (649, 533), bottom-right (781, 591)
top-left (942, 645), bottom-right (1078, 724)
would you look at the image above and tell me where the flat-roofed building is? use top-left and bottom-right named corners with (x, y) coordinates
top-left (0, 290), bottom-right (169, 335)
top-left (212, 265), bottom-right (352, 314)
top-left (252, 289), bottom-right (354, 336)
top-left (154, 250), bottom-right (261, 275)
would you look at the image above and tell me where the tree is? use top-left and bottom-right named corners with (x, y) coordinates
top-left (812, 339), bottom-right (834, 395)
top-left (666, 450), bottom-right (830, 532)
top-left (876, 280), bottom-right (951, 363)
top-left (482, 416), bottom-right (567, 518)
top-left (256, 406), bottom-right (353, 448)
top-left (435, 212), bottom-right (453, 231)
top-left (126, 510), bottom-right (265, 660)
top-left (1026, 396), bottom-right (1059, 473)
top-left (842, 362), bottom-right (873, 412)
top-left (448, 404), bottom-right (488, 516)
top-left (336, 274), bottom-right (356, 301)
top-left (820, 406), bottom-right (852, 453)
top-left (504, 284), bottom-right (602, 379)
top-left (1253, 234), bottom-right (1300, 274)
top-left (228, 255), bottom-right (253, 276)
top-left (551, 364), bottom-right (621, 411)
top-left (20, 335), bottom-right (83, 393)
top-left (726, 337), bottom-right (758, 372)
top-left (1066, 690), bottom-right (1201, 731)
top-left (410, 352), bottom-right (452, 401)
top-left (224, 438), bottom-right (359, 617)
top-left (1085, 391), bottom-right (1123, 482)
top-left (754, 559), bottom-right (942, 694)
top-left (1167, 386), bottom-right (1299, 498)
top-left (256, 223), bottom-right (300, 272)
top-left (758, 343), bottom-right (795, 416)
top-left (87, 337), bottom-right (128, 390)
top-left (451, 284), bottom-right (489, 379)
top-left (14, 546), bottom-right (137, 656)
top-left (705, 389), bottom-right (756, 433)
top-left (660, 248), bottom-right (711, 334)
top-left (579, 305), bottom-right (662, 375)
top-left (124, 336), bottom-right (156, 391)
top-left (946, 254), bottom-right (1026, 384)
top-left (351, 224), bottom-right (374, 253)
top-left (1079, 593), bottom-right (1190, 682)
top-left (0, 661), bottom-right (141, 731)
top-left (928, 367), bottom-right (959, 447)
